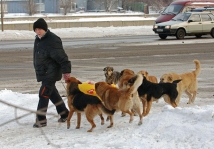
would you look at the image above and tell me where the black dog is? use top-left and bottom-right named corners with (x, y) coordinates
top-left (128, 76), bottom-right (181, 116)
top-left (66, 77), bottom-right (115, 132)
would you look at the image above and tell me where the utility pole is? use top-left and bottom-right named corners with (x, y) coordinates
top-left (1, 0), bottom-right (4, 31)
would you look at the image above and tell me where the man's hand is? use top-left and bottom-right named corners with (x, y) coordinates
top-left (63, 73), bottom-right (70, 83)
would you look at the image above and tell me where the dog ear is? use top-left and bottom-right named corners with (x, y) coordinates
top-left (103, 67), bottom-right (107, 71)
top-left (131, 70), bottom-right (134, 74)
top-left (95, 83), bottom-right (99, 88)
top-left (159, 78), bottom-right (163, 83)
top-left (145, 71), bottom-right (148, 76)
top-left (120, 70), bottom-right (124, 76)
top-left (128, 75), bottom-right (137, 85)
top-left (168, 75), bottom-right (173, 82)
top-left (110, 67), bottom-right (114, 71)
top-left (173, 79), bottom-right (182, 84)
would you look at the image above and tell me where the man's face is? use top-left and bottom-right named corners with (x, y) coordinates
top-left (35, 28), bottom-right (46, 38)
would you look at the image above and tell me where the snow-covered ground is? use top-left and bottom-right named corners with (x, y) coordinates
top-left (0, 12), bottom-right (156, 40)
top-left (0, 26), bottom-right (154, 41)
top-left (0, 13), bottom-right (214, 149)
top-left (0, 89), bottom-right (214, 149)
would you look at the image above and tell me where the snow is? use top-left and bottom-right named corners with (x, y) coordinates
top-left (0, 89), bottom-right (214, 149)
top-left (0, 13), bottom-right (214, 149)
top-left (0, 26), bottom-right (154, 41)
top-left (1, 12), bottom-right (156, 41)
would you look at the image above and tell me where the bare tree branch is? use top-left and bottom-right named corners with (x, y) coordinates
top-left (22, 0), bottom-right (37, 16)
top-left (60, 0), bottom-right (73, 15)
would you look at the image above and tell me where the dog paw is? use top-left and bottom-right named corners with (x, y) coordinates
top-left (142, 113), bottom-right (147, 117)
top-left (138, 121), bottom-right (143, 125)
top-left (87, 129), bottom-right (93, 132)
top-left (121, 113), bottom-right (126, 117)
top-left (107, 124), bottom-right (113, 128)
top-left (134, 114), bottom-right (138, 116)
top-left (67, 123), bottom-right (71, 129)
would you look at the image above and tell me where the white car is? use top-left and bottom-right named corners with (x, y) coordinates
top-left (153, 12), bottom-right (214, 39)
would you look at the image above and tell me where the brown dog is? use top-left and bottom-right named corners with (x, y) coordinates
top-left (66, 77), bottom-right (115, 132)
top-left (160, 59), bottom-right (201, 105)
top-left (95, 74), bottom-right (143, 127)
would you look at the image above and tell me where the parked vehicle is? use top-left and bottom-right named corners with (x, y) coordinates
top-left (153, 12), bottom-right (214, 39)
top-left (155, 0), bottom-right (214, 24)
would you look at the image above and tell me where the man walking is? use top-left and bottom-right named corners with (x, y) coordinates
top-left (33, 18), bottom-right (71, 128)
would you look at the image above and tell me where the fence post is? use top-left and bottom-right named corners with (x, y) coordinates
top-left (1, 0), bottom-right (3, 31)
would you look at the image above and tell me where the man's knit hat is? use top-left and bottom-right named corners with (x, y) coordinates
top-left (33, 18), bottom-right (48, 32)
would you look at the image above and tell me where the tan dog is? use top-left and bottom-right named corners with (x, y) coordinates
top-left (117, 69), bottom-right (137, 116)
top-left (66, 77), bottom-right (115, 132)
top-left (95, 74), bottom-right (143, 127)
top-left (137, 70), bottom-right (158, 83)
top-left (118, 69), bottom-right (135, 89)
top-left (160, 59), bottom-right (201, 105)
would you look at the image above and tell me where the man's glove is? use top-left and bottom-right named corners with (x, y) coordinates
top-left (63, 73), bottom-right (70, 83)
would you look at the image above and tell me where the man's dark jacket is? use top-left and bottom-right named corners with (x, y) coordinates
top-left (33, 30), bottom-right (71, 82)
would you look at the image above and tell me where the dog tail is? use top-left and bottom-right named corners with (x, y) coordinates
top-left (193, 59), bottom-right (201, 77)
top-left (98, 104), bottom-right (116, 116)
top-left (129, 74), bottom-right (143, 94)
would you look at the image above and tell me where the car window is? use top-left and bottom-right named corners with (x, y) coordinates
top-left (208, 13), bottom-right (214, 20)
top-left (201, 14), bottom-right (212, 21)
top-left (189, 14), bottom-right (201, 22)
top-left (172, 13), bottom-right (191, 21)
top-left (162, 4), bottom-right (183, 14)
top-left (183, 6), bottom-right (194, 12)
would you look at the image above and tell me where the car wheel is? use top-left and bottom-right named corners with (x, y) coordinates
top-left (211, 29), bottom-right (214, 38)
top-left (176, 29), bottom-right (185, 39)
top-left (159, 34), bottom-right (167, 39)
top-left (195, 34), bottom-right (202, 38)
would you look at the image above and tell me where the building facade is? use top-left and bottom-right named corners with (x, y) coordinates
top-left (2, 0), bottom-right (143, 14)
top-left (2, 0), bottom-right (89, 13)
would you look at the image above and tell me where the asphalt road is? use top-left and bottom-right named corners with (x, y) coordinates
top-left (0, 36), bottom-right (214, 101)
top-left (0, 35), bottom-right (157, 51)
top-left (1, 34), bottom-right (212, 51)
